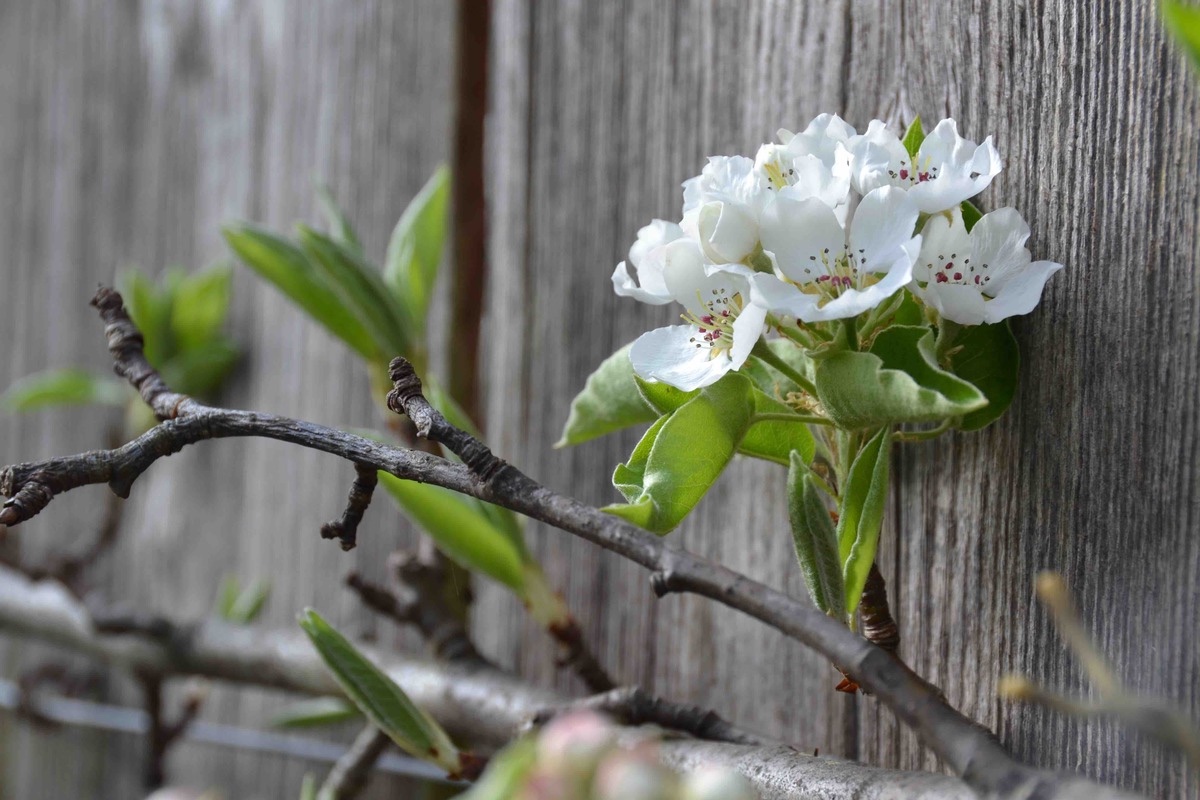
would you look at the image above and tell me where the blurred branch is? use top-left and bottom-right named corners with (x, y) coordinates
top-left (317, 723), bottom-right (390, 800)
top-left (0, 288), bottom-right (1145, 800)
top-left (0, 563), bottom-right (980, 800)
top-left (1000, 572), bottom-right (1200, 767)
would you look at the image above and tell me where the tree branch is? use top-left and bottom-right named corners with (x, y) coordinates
top-left (318, 723), bottom-right (391, 800)
top-left (0, 564), bottom-right (983, 800)
top-left (0, 289), bottom-right (1145, 800)
top-left (320, 464), bottom-right (378, 551)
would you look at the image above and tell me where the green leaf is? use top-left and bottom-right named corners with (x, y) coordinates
top-left (272, 696), bottom-right (362, 729)
top-left (299, 609), bottom-right (459, 769)
top-left (297, 226), bottom-right (412, 357)
top-left (960, 199), bottom-right (983, 232)
top-left (120, 270), bottom-right (175, 366)
top-left (814, 325), bottom-right (987, 429)
top-left (216, 575), bottom-right (241, 620)
top-left (892, 291), bottom-right (926, 326)
top-left (456, 738), bottom-right (537, 800)
top-left (1, 369), bottom-right (127, 412)
top-left (944, 321), bottom-right (1019, 430)
top-left (384, 166), bottom-right (450, 330)
top-left (741, 389), bottom-right (817, 466)
top-left (636, 375), bottom-right (698, 415)
top-left (557, 343), bottom-right (658, 447)
top-left (224, 223), bottom-right (379, 360)
top-left (740, 339), bottom-right (814, 396)
top-left (315, 184), bottom-right (363, 255)
top-left (159, 339), bottom-right (240, 397)
top-left (787, 455), bottom-right (845, 619)
top-left (214, 576), bottom-right (271, 624)
top-left (377, 473), bottom-right (527, 591)
top-left (171, 266), bottom-right (233, 352)
top-left (605, 374), bottom-right (755, 534)
top-left (1164, 1), bottom-right (1200, 68)
top-left (901, 116), bottom-right (925, 160)
top-left (837, 428), bottom-right (892, 614)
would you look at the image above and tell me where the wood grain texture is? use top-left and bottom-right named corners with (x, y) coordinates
top-left (0, 1), bottom-right (455, 797)
top-left (482, 1), bottom-right (1200, 797)
top-left (2, 0), bottom-right (1198, 798)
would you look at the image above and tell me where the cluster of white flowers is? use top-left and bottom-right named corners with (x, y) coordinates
top-left (613, 115), bottom-right (1063, 391)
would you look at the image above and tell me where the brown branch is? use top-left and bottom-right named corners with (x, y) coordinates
top-left (319, 723), bottom-right (391, 800)
top-left (321, 464), bottom-right (378, 551)
top-left (546, 616), bottom-right (617, 695)
top-left (0, 290), bottom-right (1145, 800)
top-left (137, 674), bottom-right (205, 789)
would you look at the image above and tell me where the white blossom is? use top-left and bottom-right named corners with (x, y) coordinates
top-left (680, 156), bottom-right (769, 265)
top-left (749, 186), bottom-right (921, 322)
top-left (755, 113), bottom-right (856, 211)
top-left (848, 118), bottom-right (1001, 214)
top-left (611, 219), bottom-right (685, 305)
top-left (628, 239), bottom-right (767, 390)
top-left (912, 207), bottom-right (1062, 325)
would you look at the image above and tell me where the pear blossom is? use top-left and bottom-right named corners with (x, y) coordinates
top-left (611, 219), bottom-right (685, 304)
top-left (912, 207), bottom-right (1062, 325)
top-left (754, 113), bottom-right (856, 211)
top-left (749, 186), bottom-right (921, 322)
top-left (628, 239), bottom-right (767, 390)
top-left (680, 156), bottom-right (769, 265)
top-left (848, 118), bottom-right (1001, 214)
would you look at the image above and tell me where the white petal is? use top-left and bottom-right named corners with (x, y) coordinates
top-left (777, 153), bottom-right (852, 208)
top-left (915, 208), bottom-right (972, 283)
top-left (759, 195), bottom-right (845, 283)
top-left (748, 273), bottom-right (823, 319)
top-left (917, 282), bottom-right (989, 325)
top-left (803, 238), bottom-right (918, 322)
top-left (788, 113), bottom-right (858, 163)
top-left (970, 207), bottom-right (1032, 288)
top-left (612, 261), bottom-right (672, 305)
top-left (629, 219), bottom-right (684, 267)
top-left (700, 201), bottom-right (759, 262)
top-left (849, 186), bottom-right (920, 273)
top-left (980, 260), bottom-right (1063, 323)
top-left (682, 155), bottom-right (759, 212)
top-left (662, 245), bottom-right (749, 317)
top-left (847, 120), bottom-right (908, 195)
top-left (908, 119), bottom-right (1003, 214)
top-left (629, 325), bottom-right (732, 390)
top-left (729, 302), bottom-right (767, 369)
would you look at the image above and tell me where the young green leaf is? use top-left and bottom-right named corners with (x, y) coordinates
top-left (299, 609), bottom-right (460, 770)
top-left (226, 578), bottom-right (271, 624)
top-left (741, 389), bottom-right (817, 466)
top-left (384, 166), bottom-right (450, 329)
top-left (376, 473), bottom-right (527, 591)
top-left (837, 428), bottom-right (892, 614)
top-left (943, 321), bottom-right (1020, 431)
top-left (787, 454), bottom-right (845, 619)
top-left (223, 223), bottom-right (379, 360)
top-left (0, 369), bottom-right (127, 412)
top-left (298, 774), bottom-right (317, 800)
top-left (272, 696), bottom-right (362, 729)
top-left (604, 374), bottom-right (755, 534)
top-left (901, 116), bottom-right (925, 160)
top-left (455, 738), bottom-right (537, 800)
top-left (120, 270), bottom-right (175, 366)
top-left (171, 266), bottom-right (233, 352)
top-left (1163, 0), bottom-right (1200, 69)
top-left (740, 339), bottom-right (815, 396)
top-left (814, 325), bottom-right (987, 429)
top-left (216, 575), bottom-right (241, 621)
top-left (159, 339), bottom-right (240, 397)
top-left (297, 226), bottom-right (412, 357)
top-left (557, 343), bottom-right (657, 447)
top-left (636, 375), bottom-right (698, 415)
top-left (960, 199), bottom-right (983, 232)
top-left (315, 183), bottom-right (364, 255)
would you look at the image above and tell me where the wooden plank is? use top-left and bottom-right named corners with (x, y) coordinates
top-left (0, 1), bottom-right (456, 796)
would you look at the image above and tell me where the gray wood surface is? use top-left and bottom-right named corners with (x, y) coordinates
top-left (0, 1), bottom-right (1197, 799)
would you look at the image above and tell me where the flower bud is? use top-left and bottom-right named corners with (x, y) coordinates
top-left (593, 753), bottom-right (679, 800)
top-left (681, 766), bottom-right (758, 800)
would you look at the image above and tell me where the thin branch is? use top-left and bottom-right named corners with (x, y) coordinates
top-left (0, 564), bottom-right (985, 800)
top-left (0, 290), bottom-right (1146, 800)
top-left (318, 723), bottom-right (391, 800)
top-left (320, 464), bottom-right (378, 551)
top-left (530, 686), bottom-right (776, 748)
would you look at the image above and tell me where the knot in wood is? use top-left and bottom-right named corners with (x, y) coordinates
top-left (386, 357), bottom-right (423, 417)
top-left (0, 467), bottom-right (13, 497)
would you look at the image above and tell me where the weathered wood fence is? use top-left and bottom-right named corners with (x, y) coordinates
top-left (0, 1), bottom-right (1196, 798)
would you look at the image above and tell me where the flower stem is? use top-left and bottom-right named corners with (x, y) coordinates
top-left (752, 412), bottom-right (834, 427)
top-left (893, 419), bottom-right (954, 442)
top-left (841, 317), bottom-right (859, 351)
top-left (751, 340), bottom-right (818, 396)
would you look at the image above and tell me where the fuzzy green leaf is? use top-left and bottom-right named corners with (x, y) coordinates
top-left (171, 266), bottom-right (233, 352)
top-left (272, 697), bottom-right (361, 729)
top-left (384, 166), bottom-right (450, 329)
top-left (224, 223), bottom-right (379, 360)
top-left (741, 390), bottom-right (817, 466)
top-left (1164, 1), bottom-right (1200, 69)
top-left (120, 270), bottom-right (175, 366)
top-left (377, 473), bottom-right (527, 591)
top-left (605, 374), bottom-right (755, 534)
top-left (960, 199), bottom-right (983, 232)
top-left (788, 455), bottom-right (845, 618)
top-left (315, 184), bottom-right (363, 255)
top-left (299, 609), bottom-right (459, 769)
top-left (901, 116), bottom-right (925, 160)
top-left (814, 325), bottom-right (987, 429)
top-left (838, 428), bottom-right (892, 614)
top-left (557, 343), bottom-right (657, 447)
top-left (297, 226), bottom-right (412, 356)
top-left (1, 370), bottom-right (127, 412)
top-left (945, 321), bottom-right (1020, 431)
top-left (159, 339), bottom-right (240, 397)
